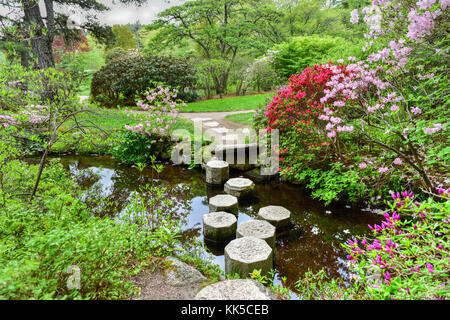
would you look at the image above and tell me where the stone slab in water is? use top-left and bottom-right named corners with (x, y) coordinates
top-left (205, 160), bottom-right (229, 185)
top-left (243, 168), bottom-right (279, 183)
top-left (195, 279), bottom-right (278, 300)
top-left (257, 205), bottom-right (292, 230)
top-left (209, 194), bottom-right (238, 213)
top-left (203, 211), bottom-right (237, 242)
top-left (224, 177), bottom-right (255, 198)
top-left (224, 236), bottom-right (273, 278)
top-left (213, 143), bottom-right (258, 171)
top-left (236, 219), bottom-right (276, 249)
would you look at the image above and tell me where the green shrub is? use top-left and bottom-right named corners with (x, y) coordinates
top-left (273, 35), bottom-right (364, 78)
top-left (0, 154), bottom-right (184, 299)
top-left (90, 53), bottom-right (198, 107)
top-left (111, 129), bottom-right (173, 165)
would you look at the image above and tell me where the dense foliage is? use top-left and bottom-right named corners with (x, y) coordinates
top-left (259, 0), bottom-right (449, 204)
top-left (90, 52), bottom-right (197, 107)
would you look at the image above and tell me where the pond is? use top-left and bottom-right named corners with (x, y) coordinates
top-left (52, 154), bottom-right (382, 298)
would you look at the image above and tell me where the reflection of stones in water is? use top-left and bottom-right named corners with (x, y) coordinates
top-left (276, 228), bottom-right (302, 243)
top-left (237, 195), bottom-right (260, 207)
top-left (203, 238), bottom-right (227, 256)
top-left (180, 227), bottom-right (202, 241)
top-left (205, 184), bottom-right (224, 200)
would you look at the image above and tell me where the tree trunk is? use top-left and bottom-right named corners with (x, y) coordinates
top-left (22, 0), bottom-right (55, 69)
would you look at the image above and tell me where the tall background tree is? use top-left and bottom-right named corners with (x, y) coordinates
top-left (149, 0), bottom-right (283, 96)
top-left (0, 0), bottom-right (150, 69)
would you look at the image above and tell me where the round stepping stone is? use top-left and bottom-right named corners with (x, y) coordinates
top-left (204, 121), bottom-right (219, 127)
top-left (224, 236), bottom-right (273, 278)
top-left (257, 205), bottom-right (292, 230)
top-left (195, 279), bottom-right (278, 300)
top-left (224, 177), bottom-right (255, 198)
top-left (206, 160), bottom-right (229, 185)
top-left (236, 220), bottom-right (276, 249)
top-left (203, 211), bottom-right (237, 242)
top-left (209, 194), bottom-right (238, 213)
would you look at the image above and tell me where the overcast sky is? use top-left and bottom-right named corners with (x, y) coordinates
top-left (0, 0), bottom-right (187, 26)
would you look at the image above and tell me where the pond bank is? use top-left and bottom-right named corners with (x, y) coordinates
top-left (50, 154), bottom-right (382, 296)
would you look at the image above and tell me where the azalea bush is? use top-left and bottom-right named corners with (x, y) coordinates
top-left (111, 86), bottom-right (183, 165)
top-left (343, 190), bottom-right (449, 300)
top-left (261, 0), bottom-right (449, 203)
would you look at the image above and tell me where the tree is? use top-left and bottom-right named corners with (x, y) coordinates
top-left (0, 0), bottom-right (149, 69)
top-left (150, 0), bottom-right (283, 96)
top-left (111, 25), bottom-right (137, 50)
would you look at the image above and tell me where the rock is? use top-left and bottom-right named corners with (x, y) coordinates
top-left (257, 205), bottom-right (292, 230)
top-left (224, 177), bottom-right (255, 198)
top-left (164, 257), bottom-right (207, 288)
top-left (236, 220), bottom-right (276, 249)
top-left (203, 211), bottom-right (237, 242)
top-left (209, 194), bottom-right (238, 213)
top-left (224, 236), bottom-right (273, 278)
top-left (195, 279), bottom-right (278, 300)
top-left (206, 160), bottom-right (229, 185)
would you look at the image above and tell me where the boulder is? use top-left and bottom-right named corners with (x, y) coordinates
top-left (195, 279), bottom-right (278, 300)
top-left (164, 257), bottom-right (207, 288)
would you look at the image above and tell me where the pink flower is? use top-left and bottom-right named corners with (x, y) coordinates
top-left (426, 262), bottom-right (435, 273)
top-left (359, 162), bottom-right (368, 169)
top-left (350, 9), bottom-right (359, 24)
top-left (390, 104), bottom-right (399, 112)
top-left (393, 157), bottom-right (402, 165)
top-left (378, 167), bottom-right (389, 173)
top-left (411, 107), bottom-right (422, 114)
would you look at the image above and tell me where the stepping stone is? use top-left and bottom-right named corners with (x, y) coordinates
top-left (205, 160), bottom-right (229, 185)
top-left (209, 194), bottom-right (238, 213)
top-left (203, 211), bottom-right (237, 242)
top-left (224, 177), bottom-right (255, 198)
top-left (257, 205), bottom-right (292, 230)
top-left (243, 168), bottom-right (279, 183)
top-left (224, 134), bottom-right (238, 141)
top-left (214, 143), bottom-right (258, 171)
top-left (236, 220), bottom-right (276, 249)
top-left (191, 117), bottom-right (212, 122)
top-left (195, 279), bottom-right (278, 300)
top-left (224, 237), bottom-right (273, 278)
top-left (211, 127), bottom-right (229, 134)
top-left (204, 121), bottom-right (220, 127)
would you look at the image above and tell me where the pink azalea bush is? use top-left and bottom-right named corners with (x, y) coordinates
top-left (343, 190), bottom-right (449, 299)
top-left (262, 0), bottom-right (449, 202)
top-left (112, 86), bottom-right (185, 165)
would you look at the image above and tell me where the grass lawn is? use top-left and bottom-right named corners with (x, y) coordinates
top-left (54, 108), bottom-right (196, 154)
top-left (225, 112), bottom-right (256, 126)
top-left (181, 92), bottom-right (274, 112)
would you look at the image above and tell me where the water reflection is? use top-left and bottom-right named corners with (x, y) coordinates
top-left (53, 155), bottom-right (382, 297)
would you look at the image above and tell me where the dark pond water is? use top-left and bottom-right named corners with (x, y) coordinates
top-left (51, 154), bottom-right (382, 298)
